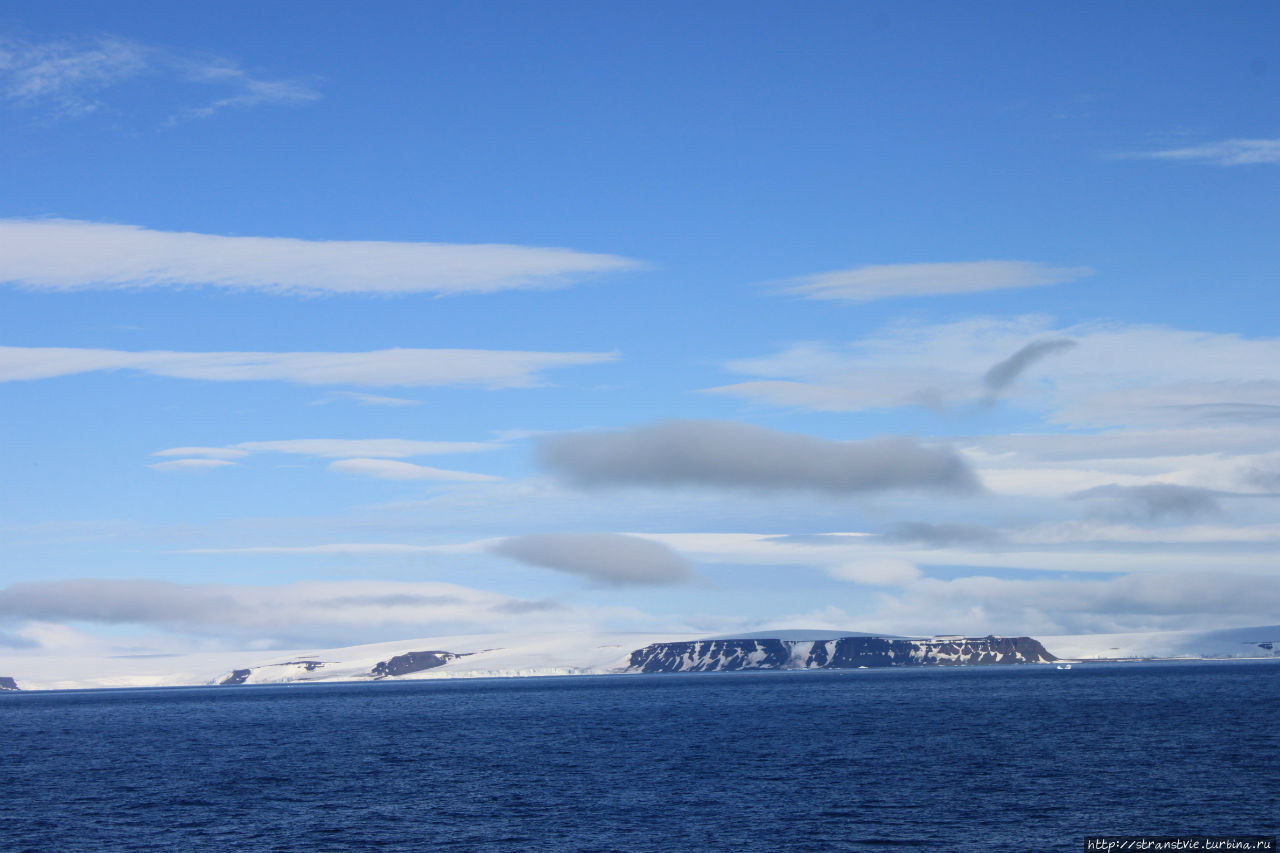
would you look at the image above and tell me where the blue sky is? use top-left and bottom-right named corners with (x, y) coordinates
top-left (1, 1), bottom-right (1279, 654)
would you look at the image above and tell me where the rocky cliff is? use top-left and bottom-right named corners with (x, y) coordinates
top-left (370, 650), bottom-right (465, 677)
top-left (0, 676), bottom-right (19, 691)
top-left (215, 650), bottom-right (468, 685)
top-left (626, 635), bottom-right (1056, 673)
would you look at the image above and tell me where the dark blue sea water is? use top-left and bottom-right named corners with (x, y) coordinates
top-left (2, 661), bottom-right (1278, 852)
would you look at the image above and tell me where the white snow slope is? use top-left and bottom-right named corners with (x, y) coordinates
top-left (2, 625), bottom-right (1277, 691)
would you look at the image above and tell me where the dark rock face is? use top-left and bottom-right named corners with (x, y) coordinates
top-left (281, 660), bottom-right (324, 672)
top-left (220, 669), bottom-right (252, 685)
top-left (218, 660), bottom-right (327, 685)
top-left (0, 676), bottom-right (19, 691)
top-left (627, 639), bottom-right (793, 673)
top-left (627, 635), bottom-right (1056, 673)
top-left (371, 651), bottom-right (463, 678)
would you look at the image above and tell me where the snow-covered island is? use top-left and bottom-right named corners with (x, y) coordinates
top-left (1, 626), bottom-right (1277, 692)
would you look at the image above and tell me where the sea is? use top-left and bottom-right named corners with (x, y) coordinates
top-left (2, 661), bottom-right (1277, 852)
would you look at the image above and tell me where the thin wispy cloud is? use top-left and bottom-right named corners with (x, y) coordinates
top-left (226, 439), bottom-right (499, 459)
top-left (152, 446), bottom-right (250, 460)
top-left (312, 391), bottom-right (422, 407)
top-left (0, 34), bottom-right (318, 120)
top-left (780, 261), bottom-right (1091, 303)
top-left (0, 344), bottom-right (616, 388)
top-left (1127, 137), bottom-right (1280, 166)
top-left (150, 438), bottom-right (503, 479)
top-left (0, 220), bottom-right (641, 296)
top-left (178, 543), bottom-right (468, 556)
top-left (148, 458), bottom-right (237, 473)
top-left (172, 62), bottom-right (319, 121)
top-left (328, 458), bottom-right (500, 483)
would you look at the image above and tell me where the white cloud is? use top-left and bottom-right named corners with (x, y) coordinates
top-left (177, 543), bottom-right (477, 555)
top-left (634, 529), bottom-right (1280, 578)
top-left (150, 438), bottom-right (504, 480)
top-left (861, 572), bottom-right (1280, 637)
top-left (708, 317), bottom-right (1280, 431)
top-left (328, 458), bottom-right (500, 482)
top-left (827, 558), bottom-right (921, 586)
top-left (1007, 521), bottom-right (1280, 546)
top-left (148, 458), bottom-right (236, 473)
top-left (173, 62), bottom-right (318, 121)
top-left (0, 220), bottom-right (641, 295)
top-left (953, 428), bottom-right (1280, 501)
top-left (0, 35), bottom-right (146, 115)
top-left (0, 34), bottom-right (317, 120)
top-left (1128, 137), bottom-right (1280, 166)
top-left (230, 438), bottom-right (498, 458)
top-left (0, 344), bottom-right (615, 387)
top-left (780, 261), bottom-right (1090, 302)
top-left (313, 391), bottom-right (422, 407)
top-left (152, 446), bottom-right (250, 460)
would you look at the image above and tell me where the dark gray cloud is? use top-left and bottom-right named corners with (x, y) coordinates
top-left (1244, 461), bottom-right (1280, 491)
top-left (490, 599), bottom-right (567, 615)
top-left (1072, 483), bottom-right (1223, 521)
top-left (983, 338), bottom-right (1077, 394)
top-left (539, 420), bottom-right (979, 494)
top-left (884, 522), bottom-right (1004, 547)
top-left (490, 533), bottom-right (695, 586)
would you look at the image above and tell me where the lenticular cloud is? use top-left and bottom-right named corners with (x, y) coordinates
top-left (539, 420), bottom-right (980, 494)
top-left (0, 219), bottom-right (641, 295)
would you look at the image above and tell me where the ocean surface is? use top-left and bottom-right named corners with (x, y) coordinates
top-left (2, 661), bottom-right (1277, 852)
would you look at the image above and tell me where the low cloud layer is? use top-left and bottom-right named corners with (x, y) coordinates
top-left (0, 345), bottom-right (614, 388)
top-left (0, 579), bottom-right (575, 647)
top-left (491, 533), bottom-right (695, 586)
top-left (866, 572), bottom-right (1280, 637)
top-left (540, 420), bottom-right (979, 494)
top-left (782, 261), bottom-right (1089, 302)
top-left (0, 220), bottom-right (640, 296)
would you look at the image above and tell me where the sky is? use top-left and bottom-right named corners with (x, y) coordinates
top-left (1, 1), bottom-right (1278, 656)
